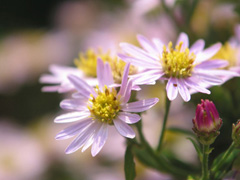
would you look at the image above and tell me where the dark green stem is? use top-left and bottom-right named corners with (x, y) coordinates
top-left (202, 145), bottom-right (210, 180)
top-left (157, 93), bottom-right (171, 152)
top-left (211, 142), bottom-right (235, 172)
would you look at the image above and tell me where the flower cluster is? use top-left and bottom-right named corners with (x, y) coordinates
top-left (40, 32), bottom-right (238, 158)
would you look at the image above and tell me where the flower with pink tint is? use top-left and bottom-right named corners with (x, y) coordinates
top-left (39, 64), bottom-right (98, 93)
top-left (119, 33), bottom-right (238, 102)
top-left (192, 99), bottom-right (222, 145)
top-left (54, 59), bottom-right (158, 156)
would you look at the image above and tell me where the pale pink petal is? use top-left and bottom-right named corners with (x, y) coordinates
top-left (119, 63), bottom-right (130, 96)
top-left (97, 58), bottom-right (105, 89)
top-left (122, 80), bottom-right (133, 104)
top-left (113, 118), bottom-right (135, 138)
top-left (184, 78), bottom-right (210, 94)
top-left (39, 75), bottom-right (61, 83)
top-left (65, 122), bottom-right (100, 154)
top-left (166, 77), bottom-right (178, 101)
top-left (54, 111), bottom-right (90, 123)
top-left (121, 98), bottom-right (159, 112)
top-left (118, 54), bottom-right (161, 68)
top-left (177, 79), bottom-right (190, 102)
top-left (152, 38), bottom-right (164, 54)
top-left (190, 39), bottom-right (205, 54)
top-left (120, 43), bottom-right (158, 61)
top-left (118, 112), bottom-right (141, 124)
top-left (137, 34), bottom-right (159, 56)
top-left (193, 71), bottom-right (223, 85)
top-left (195, 60), bottom-right (229, 69)
top-left (60, 99), bottom-right (88, 111)
top-left (91, 123), bottom-right (108, 156)
top-left (195, 43), bottom-right (222, 63)
top-left (176, 32), bottom-right (189, 50)
top-left (58, 85), bottom-right (75, 93)
top-left (42, 85), bottom-right (61, 92)
top-left (235, 24), bottom-right (240, 41)
top-left (55, 119), bottom-right (93, 140)
top-left (103, 62), bottom-right (114, 86)
top-left (131, 70), bottom-right (164, 85)
top-left (68, 75), bottom-right (94, 98)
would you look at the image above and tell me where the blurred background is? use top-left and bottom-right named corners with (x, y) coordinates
top-left (0, 0), bottom-right (240, 180)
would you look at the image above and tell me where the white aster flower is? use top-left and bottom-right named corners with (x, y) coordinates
top-left (54, 59), bottom-right (158, 156)
top-left (119, 32), bottom-right (238, 102)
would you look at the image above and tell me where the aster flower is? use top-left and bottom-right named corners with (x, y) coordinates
top-left (54, 59), bottom-right (158, 156)
top-left (40, 48), bottom-right (138, 93)
top-left (119, 33), bottom-right (238, 102)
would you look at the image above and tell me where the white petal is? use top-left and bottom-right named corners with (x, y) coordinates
top-left (118, 54), bottom-right (161, 68)
top-left (131, 70), bottom-right (164, 85)
top-left (103, 62), bottom-right (114, 86)
top-left (184, 78), bottom-right (211, 94)
top-left (177, 79), bottom-right (190, 102)
top-left (122, 80), bottom-right (133, 104)
top-left (39, 75), bottom-right (61, 83)
top-left (195, 43), bottom-right (222, 63)
top-left (118, 63), bottom-right (130, 96)
top-left (60, 99), bottom-right (88, 111)
top-left (190, 39), bottom-right (205, 54)
top-left (152, 38), bottom-right (164, 54)
top-left (113, 118), bottom-right (135, 138)
top-left (137, 34), bottom-right (159, 56)
top-left (176, 32), bottom-right (189, 50)
top-left (97, 58), bottom-right (105, 89)
top-left (54, 111), bottom-right (90, 123)
top-left (68, 75), bottom-right (94, 98)
top-left (195, 60), bottom-right (229, 69)
top-left (120, 43), bottom-right (158, 61)
top-left (166, 77), bottom-right (178, 101)
top-left (118, 112), bottom-right (141, 124)
top-left (91, 124), bottom-right (108, 156)
top-left (121, 98), bottom-right (159, 112)
top-left (55, 119), bottom-right (93, 140)
top-left (65, 122), bottom-right (100, 154)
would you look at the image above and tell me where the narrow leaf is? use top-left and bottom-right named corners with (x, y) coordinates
top-left (187, 137), bottom-right (202, 161)
top-left (124, 145), bottom-right (136, 180)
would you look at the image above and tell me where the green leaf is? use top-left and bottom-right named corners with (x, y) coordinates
top-left (124, 145), bottom-right (136, 180)
top-left (167, 127), bottom-right (196, 137)
top-left (187, 137), bottom-right (202, 161)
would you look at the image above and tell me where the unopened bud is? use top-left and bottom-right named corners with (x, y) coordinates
top-left (192, 99), bottom-right (222, 145)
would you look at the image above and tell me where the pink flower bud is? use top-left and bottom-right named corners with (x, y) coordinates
top-left (192, 99), bottom-right (222, 145)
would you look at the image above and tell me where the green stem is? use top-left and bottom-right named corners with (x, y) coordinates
top-left (157, 93), bottom-right (171, 152)
top-left (202, 145), bottom-right (210, 180)
top-left (211, 142), bottom-right (235, 172)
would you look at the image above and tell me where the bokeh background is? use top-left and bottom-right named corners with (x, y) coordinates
top-left (0, 0), bottom-right (240, 180)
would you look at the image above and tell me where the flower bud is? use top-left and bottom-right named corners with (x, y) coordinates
top-left (232, 120), bottom-right (240, 146)
top-left (192, 99), bottom-right (222, 145)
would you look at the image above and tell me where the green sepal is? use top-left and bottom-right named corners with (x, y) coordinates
top-left (124, 145), bottom-right (136, 180)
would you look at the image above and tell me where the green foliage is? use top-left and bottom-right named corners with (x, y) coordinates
top-left (124, 145), bottom-right (136, 180)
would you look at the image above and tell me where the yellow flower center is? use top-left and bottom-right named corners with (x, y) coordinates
top-left (162, 41), bottom-right (196, 78)
top-left (74, 48), bottom-right (137, 83)
top-left (212, 42), bottom-right (238, 69)
top-left (74, 49), bottom-right (113, 77)
top-left (109, 59), bottom-right (138, 84)
top-left (88, 85), bottom-right (121, 125)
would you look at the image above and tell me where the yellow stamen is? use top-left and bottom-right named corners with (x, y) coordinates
top-left (212, 42), bottom-right (238, 69)
top-left (161, 41), bottom-right (196, 78)
top-left (88, 85), bottom-right (121, 125)
top-left (74, 48), bottom-right (137, 82)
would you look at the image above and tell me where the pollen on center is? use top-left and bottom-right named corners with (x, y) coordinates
top-left (161, 41), bottom-right (196, 78)
top-left (88, 85), bottom-right (121, 125)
